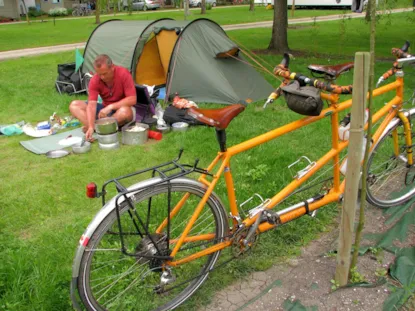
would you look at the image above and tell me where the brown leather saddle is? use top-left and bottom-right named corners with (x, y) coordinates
top-left (187, 104), bottom-right (245, 130)
top-left (307, 62), bottom-right (354, 79)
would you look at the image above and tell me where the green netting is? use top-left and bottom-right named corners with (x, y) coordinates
top-left (364, 197), bottom-right (415, 253)
top-left (382, 248), bottom-right (415, 311)
top-left (282, 298), bottom-right (318, 311)
top-left (359, 188), bottom-right (415, 310)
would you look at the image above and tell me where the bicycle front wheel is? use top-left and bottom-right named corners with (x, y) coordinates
top-left (77, 179), bottom-right (228, 311)
top-left (366, 116), bottom-right (415, 208)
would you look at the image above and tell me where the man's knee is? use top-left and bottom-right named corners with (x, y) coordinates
top-left (118, 106), bottom-right (133, 118)
top-left (69, 100), bottom-right (86, 113)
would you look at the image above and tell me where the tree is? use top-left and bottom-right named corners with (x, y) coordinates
top-left (95, 0), bottom-right (101, 24)
top-left (21, 0), bottom-right (30, 24)
top-left (201, 0), bottom-right (206, 14)
top-left (268, 0), bottom-right (289, 53)
top-left (249, 0), bottom-right (254, 11)
top-left (184, 0), bottom-right (189, 18)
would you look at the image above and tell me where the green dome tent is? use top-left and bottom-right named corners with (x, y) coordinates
top-left (82, 18), bottom-right (273, 105)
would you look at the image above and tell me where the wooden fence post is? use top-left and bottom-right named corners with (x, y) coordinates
top-left (335, 52), bottom-right (370, 286)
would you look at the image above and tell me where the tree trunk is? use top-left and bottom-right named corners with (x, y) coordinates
top-left (184, 0), bottom-right (189, 17)
top-left (365, 0), bottom-right (371, 21)
top-left (268, 0), bottom-right (289, 53)
top-left (249, 0), bottom-right (254, 11)
top-left (201, 0), bottom-right (206, 14)
top-left (21, 0), bottom-right (30, 24)
top-left (95, 0), bottom-right (101, 24)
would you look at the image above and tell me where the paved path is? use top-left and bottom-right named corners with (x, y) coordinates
top-left (0, 7), bottom-right (412, 61)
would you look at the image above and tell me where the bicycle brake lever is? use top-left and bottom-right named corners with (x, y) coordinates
top-left (376, 76), bottom-right (384, 88)
top-left (263, 98), bottom-right (273, 109)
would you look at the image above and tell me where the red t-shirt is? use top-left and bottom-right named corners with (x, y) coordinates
top-left (88, 65), bottom-right (136, 107)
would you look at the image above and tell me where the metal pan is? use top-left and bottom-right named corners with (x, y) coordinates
top-left (45, 149), bottom-right (70, 159)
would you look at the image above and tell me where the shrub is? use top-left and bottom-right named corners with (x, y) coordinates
top-left (206, 2), bottom-right (212, 9)
top-left (48, 8), bottom-right (68, 16)
top-left (28, 6), bottom-right (46, 17)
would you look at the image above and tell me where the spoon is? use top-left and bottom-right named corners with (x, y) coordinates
top-left (80, 135), bottom-right (86, 147)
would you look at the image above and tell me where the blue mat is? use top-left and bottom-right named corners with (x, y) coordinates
top-left (20, 127), bottom-right (84, 155)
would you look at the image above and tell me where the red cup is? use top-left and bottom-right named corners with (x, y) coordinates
top-left (148, 130), bottom-right (162, 140)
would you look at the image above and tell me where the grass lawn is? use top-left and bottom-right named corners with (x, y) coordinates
top-left (0, 12), bottom-right (414, 311)
top-left (0, 0), bottom-right (413, 51)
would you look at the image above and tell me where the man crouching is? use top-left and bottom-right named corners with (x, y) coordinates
top-left (69, 54), bottom-right (137, 141)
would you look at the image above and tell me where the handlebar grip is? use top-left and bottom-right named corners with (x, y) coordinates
top-left (280, 53), bottom-right (290, 68)
top-left (401, 40), bottom-right (410, 53)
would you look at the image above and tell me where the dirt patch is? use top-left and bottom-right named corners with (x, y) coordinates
top-left (200, 202), bottom-right (414, 311)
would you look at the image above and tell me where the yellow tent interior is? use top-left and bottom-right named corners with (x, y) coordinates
top-left (135, 29), bottom-right (179, 86)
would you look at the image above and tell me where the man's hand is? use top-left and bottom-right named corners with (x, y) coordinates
top-left (98, 105), bottom-right (115, 119)
top-left (85, 127), bottom-right (94, 141)
top-left (98, 104), bottom-right (114, 119)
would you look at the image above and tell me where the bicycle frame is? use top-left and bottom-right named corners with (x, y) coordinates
top-left (158, 74), bottom-right (413, 267)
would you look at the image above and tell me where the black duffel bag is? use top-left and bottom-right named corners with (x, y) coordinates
top-left (281, 81), bottom-right (323, 116)
top-left (56, 62), bottom-right (83, 94)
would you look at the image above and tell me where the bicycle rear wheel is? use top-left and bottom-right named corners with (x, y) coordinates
top-left (366, 115), bottom-right (415, 208)
top-left (77, 180), bottom-right (228, 311)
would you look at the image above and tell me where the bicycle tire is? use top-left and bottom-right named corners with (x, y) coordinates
top-left (77, 180), bottom-right (228, 311)
top-left (366, 114), bottom-right (415, 208)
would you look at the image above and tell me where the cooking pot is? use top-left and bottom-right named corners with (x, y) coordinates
top-left (122, 122), bottom-right (149, 145)
top-left (95, 117), bottom-right (118, 134)
top-left (97, 132), bottom-right (119, 144)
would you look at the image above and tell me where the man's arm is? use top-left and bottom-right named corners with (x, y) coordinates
top-left (86, 100), bottom-right (97, 140)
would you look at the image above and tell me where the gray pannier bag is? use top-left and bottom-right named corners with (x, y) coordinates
top-left (281, 80), bottom-right (324, 116)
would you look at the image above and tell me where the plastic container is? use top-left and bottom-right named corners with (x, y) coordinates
top-left (148, 130), bottom-right (162, 140)
top-left (338, 109), bottom-right (369, 141)
top-left (37, 121), bottom-right (51, 130)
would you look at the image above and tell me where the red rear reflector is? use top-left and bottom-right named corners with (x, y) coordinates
top-left (86, 182), bottom-right (97, 198)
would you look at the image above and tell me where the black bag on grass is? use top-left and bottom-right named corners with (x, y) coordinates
top-left (163, 105), bottom-right (204, 126)
top-left (281, 81), bottom-right (323, 116)
top-left (56, 62), bottom-right (83, 94)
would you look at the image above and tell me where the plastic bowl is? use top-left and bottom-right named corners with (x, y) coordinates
top-left (95, 117), bottom-right (118, 134)
top-left (72, 141), bottom-right (91, 154)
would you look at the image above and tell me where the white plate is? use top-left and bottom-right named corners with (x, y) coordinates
top-left (58, 136), bottom-right (82, 147)
top-left (22, 124), bottom-right (52, 138)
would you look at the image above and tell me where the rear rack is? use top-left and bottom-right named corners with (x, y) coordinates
top-left (97, 149), bottom-right (213, 259)
top-left (99, 148), bottom-right (212, 206)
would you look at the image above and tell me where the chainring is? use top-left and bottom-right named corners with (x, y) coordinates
top-left (231, 227), bottom-right (259, 258)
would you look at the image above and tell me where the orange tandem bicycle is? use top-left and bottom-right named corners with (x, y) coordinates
top-left (71, 42), bottom-right (415, 311)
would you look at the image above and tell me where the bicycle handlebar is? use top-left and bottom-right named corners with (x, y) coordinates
top-left (264, 41), bottom-right (412, 108)
top-left (377, 40), bottom-right (413, 87)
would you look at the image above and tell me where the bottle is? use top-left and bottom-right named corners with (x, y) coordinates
top-left (338, 113), bottom-right (351, 141)
top-left (338, 109), bottom-right (369, 141)
top-left (148, 130), bottom-right (162, 140)
top-left (340, 137), bottom-right (371, 175)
